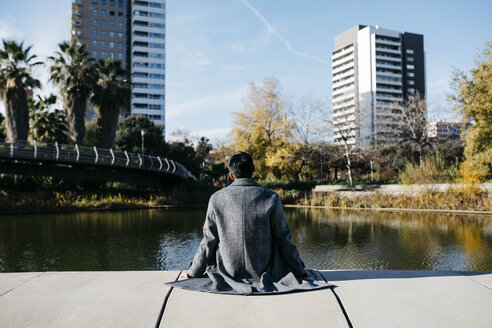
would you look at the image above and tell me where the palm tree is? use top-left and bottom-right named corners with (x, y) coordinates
top-left (49, 40), bottom-right (97, 144)
top-left (0, 40), bottom-right (41, 142)
top-left (92, 58), bottom-right (130, 149)
top-left (29, 94), bottom-right (69, 143)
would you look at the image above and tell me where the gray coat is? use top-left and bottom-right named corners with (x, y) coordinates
top-left (168, 178), bottom-right (331, 294)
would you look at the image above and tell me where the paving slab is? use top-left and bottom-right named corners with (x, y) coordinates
top-left (0, 272), bottom-right (42, 296)
top-left (320, 270), bottom-right (492, 328)
top-left (160, 284), bottom-right (349, 328)
top-left (463, 271), bottom-right (492, 290)
top-left (0, 271), bottom-right (180, 328)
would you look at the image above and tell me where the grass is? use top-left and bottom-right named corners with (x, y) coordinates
top-left (0, 183), bottom-right (216, 213)
top-left (294, 186), bottom-right (491, 212)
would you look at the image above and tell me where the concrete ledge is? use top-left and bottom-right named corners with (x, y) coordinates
top-left (1, 270), bottom-right (491, 327)
top-left (313, 183), bottom-right (492, 193)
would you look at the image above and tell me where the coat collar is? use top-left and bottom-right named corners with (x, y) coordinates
top-left (229, 178), bottom-right (260, 187)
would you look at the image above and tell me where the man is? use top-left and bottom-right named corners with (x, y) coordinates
top-left (169, 151), bottom-right (329, 294)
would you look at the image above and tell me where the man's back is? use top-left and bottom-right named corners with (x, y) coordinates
top-left (188, 178), bottom-right (305, 280)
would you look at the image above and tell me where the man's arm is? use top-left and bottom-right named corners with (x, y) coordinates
top-left (188, 199), bottom-right (218, 278)
top-left (270, 194), bottom-right (306, 276)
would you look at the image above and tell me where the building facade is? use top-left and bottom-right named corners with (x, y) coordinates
top-left (332, 25), bottom-right (425, 147)
top-left (71, 0), bottom-right (166, 135)
top-left (427, 120), bottom-right (461, 140)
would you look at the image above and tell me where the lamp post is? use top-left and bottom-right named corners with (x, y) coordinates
top-left (141, 130), bottom-right (145, 154)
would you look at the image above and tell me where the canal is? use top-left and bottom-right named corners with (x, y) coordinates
top-left (0, 208), bottom-right (491, 272)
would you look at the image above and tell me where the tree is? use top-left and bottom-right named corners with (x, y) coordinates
top-left (391, 92), bottom-right (430, 165)
top-left (0, 112), bottom-right (5, 140)
top-left (49, 40), bottom-right (97, 144)
top-left (0, 40), bottom-right (41, 142)
top-left (91, 59), bottom-right (130, 148)
top-left (28, 94), bottom-right (69, 143)
top-left (287, 96), bottom-right (328, 180)
top-left (114, 115), bottom-right (165, 154)
top-left (195, 136), bottom-right (213, 168)
top-left (450, 41), bottom-right (492, 182)
top-left (231, 77), bottom-right (294, 179)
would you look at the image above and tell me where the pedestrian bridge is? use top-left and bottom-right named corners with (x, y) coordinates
top-left (0, 140), bottom-right (193, 185)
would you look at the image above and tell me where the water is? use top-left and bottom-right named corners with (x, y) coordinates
top-left (0, 208), bottom-right (491, 272)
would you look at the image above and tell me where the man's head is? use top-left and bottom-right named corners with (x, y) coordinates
top-left (227, 151), bottom-right (254, 179)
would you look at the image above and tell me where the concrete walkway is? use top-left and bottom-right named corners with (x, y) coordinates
top-left (1, 270), bottom-right (491, 327)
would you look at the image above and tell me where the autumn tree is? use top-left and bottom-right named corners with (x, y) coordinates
top-left (231, 77), bottom-right (295, 179)
top-left (450, 41), bottom-right (492, 182)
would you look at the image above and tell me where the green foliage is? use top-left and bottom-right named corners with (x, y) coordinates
top-left (114, 115), bottom-right (165, 154)
top-left (399, 152), bottom-right (448, 184)
top-left (451, 41), bottom-right (492, 182)
top-left (82, 119), bottom-right (98, 147)
top-left (91, 58), bottom-right (130, 148)
top-left (0, 40), bottom-right (42, 142)
top-left (0, 112), bottom-right (5, 139)
top-left (28, 94), bottom-right (69, 143)
top-left (231, 77), bottom-right (295, 179)
top-left (49, 39), bottom-right (97, 144)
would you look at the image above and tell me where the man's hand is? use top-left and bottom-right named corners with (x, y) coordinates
top-left (179, 270), bottom-right (190, 280)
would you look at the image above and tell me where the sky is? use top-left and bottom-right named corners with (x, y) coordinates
top-left (0, 0), bottom-right (491, 145)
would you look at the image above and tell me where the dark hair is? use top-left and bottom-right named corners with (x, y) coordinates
top-left (227, 151), bottom-right (254, 178)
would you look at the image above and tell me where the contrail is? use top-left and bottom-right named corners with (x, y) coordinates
top-left (240, 0), bottom-right (330, 65)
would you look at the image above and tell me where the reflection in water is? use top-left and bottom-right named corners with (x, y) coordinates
top-left (0, 208), bottom-right (491, 272)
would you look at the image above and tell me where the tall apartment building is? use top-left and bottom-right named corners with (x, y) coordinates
top-left (331, 25), bottom-right (425, 147)
top-left (71, 0), bottom-right (166, 135)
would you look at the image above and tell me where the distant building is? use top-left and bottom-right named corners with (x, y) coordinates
top-left (332, 25), bottom-right (426, 147)
top-left (70, 0), bottom-right (166, 136)
top-left (427, 120), bottom-right (462, 140)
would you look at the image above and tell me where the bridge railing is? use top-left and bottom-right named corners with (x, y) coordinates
top-left (0, 140), bottom-right (191, 180)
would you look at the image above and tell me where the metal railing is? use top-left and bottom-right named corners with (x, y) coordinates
top-left (0, 140), bottom-right (191, 180)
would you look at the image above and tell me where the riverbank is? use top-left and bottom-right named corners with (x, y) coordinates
top-left (1, 183), bottom-right (490, 214)
top-left (1, 270), bottom-right (491, 327)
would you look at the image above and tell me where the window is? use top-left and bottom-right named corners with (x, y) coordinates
top-left (406, 49), bottom-right (414, 54)
top-left (101, 41), bottom-right (106, 47)
top-left (109, 52), bottom-right (114, 58)
top-left (101, 0), bottom-right (106, 4)
top-left (149, 2), bottom-right (165, 8)
top-left (109, 31), bottom-right (115, 38)
top-left (101, 10), bottom-right (106, 16)
top-left (101, 51), bottom-right (106, 57)
top-left (408, 72), bottom-right (415, 77)
top-left (149, 12), bottom-right (165, 18)
top-left (149, 104), bottom-right (162, 110)
top-left (407, 64), bottom-right (415, 70)
top-left (109, 42), bottom-right (115, 48)
top-left (92, 19), bottom-right (98, 26)
top-left (149, 63), bottom-right (164, 69)
top-left (92, 50), bottom-right (97, 57)
top-left (110, 11), bottom-right (115, 16)
top-left (118, 0), bottom-right (123, 8)
top-left (110, 0), bottom-right (115, 6)
top-left (118, 22), bottom-right (123, 28)
top-left (118, 12), bottom-right (123, 17)
top-left (117, 32), bottom-right (123, 38)
top-left (408, 88), bottom-right (415, 93)
top-left (92, 9), bottom-right (98, 15)
top-left (92, 0), bottom-right (98, 4)
top-left (149, 22), bottom-right (165, 28)
top-left (92, 40), bottom-right (98, 47)
top-left (101, 30), bottom-right (107, 36)
top-left (117, 53), bottom-right (123, 59)
top-left (92, 29), bottom-right (98, 36)
top-left (149, 73), bottom-right (165, 79)
top-left (101, 20), bottom-right (107, 26)
top-left (148, 53), bottom-right (164, 59)
top-left (117, 42), bottom-right (123, 49)
top-left (149, 42), bottom-right (165, 49)
top-left (149, 83), bottom-right (165, 89)
top-left (109, 21), bottom-right (115, 27)
top-left (408, 80), bottom-right (415, 85)
top-left (149, 32), bottom-right (165, 39)
top-left (407, 57), bottom-right (414, 62)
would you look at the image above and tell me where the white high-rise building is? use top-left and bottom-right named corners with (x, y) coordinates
top-left (332, 25), bottom-right (425, 147)
top-left (130, 0), bottom-right (166, 135)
